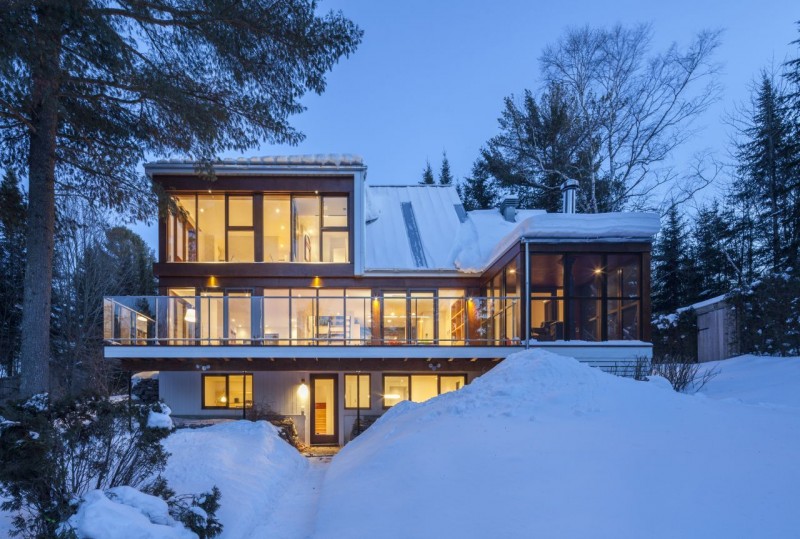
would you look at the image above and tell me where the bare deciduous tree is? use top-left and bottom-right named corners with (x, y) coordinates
top-left (539, 24), bottom-right (722, 212)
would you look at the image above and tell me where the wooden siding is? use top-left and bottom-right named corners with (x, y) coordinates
top-left (697, 301), bottom-right (738, 362)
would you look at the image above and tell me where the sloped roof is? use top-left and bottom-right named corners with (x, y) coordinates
top-left (364, 185), bottom-right (661, 273)
top-left (366, 185), bottom-right (465, 271)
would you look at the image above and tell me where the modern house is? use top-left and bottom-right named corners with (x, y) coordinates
top-left (103, 155), bottom-right (660, 446)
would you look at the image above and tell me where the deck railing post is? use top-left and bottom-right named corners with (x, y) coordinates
top-left (524, 242), bottom-right (530, 349)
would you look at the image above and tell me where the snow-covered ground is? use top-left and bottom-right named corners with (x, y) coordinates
top-left (697, 354), bottom-right (800, 408)
top-left (2, 352), bottom-right (799, 538)
top-left (315, 351), bottom-right (800, 538)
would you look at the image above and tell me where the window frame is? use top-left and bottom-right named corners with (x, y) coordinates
top-left (201, 373), bottom-right (254, 410)
top-left (527, 251), bottom-right (643, 342)
top-left (225, 194), bottom-right (255, 262)
top-left (344, 373), bottom-right (372, 410)
top-left (381, 373), bottom-right (468, 409)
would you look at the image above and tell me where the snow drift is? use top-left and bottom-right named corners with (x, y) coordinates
top-left (314, 350), bottom-right (800, 539)
top-left (163, 421), bottom-right (307, 539)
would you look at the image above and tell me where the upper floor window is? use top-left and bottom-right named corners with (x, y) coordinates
top-left (167, 193), bottom-right (349, 263)
top-left (263, 194), bottom-right (349, 262)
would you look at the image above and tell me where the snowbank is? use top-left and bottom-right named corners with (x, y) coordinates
top-left (163, 421), bottom-right (307, 539)
top-left (315, 350), bottom-right (800, 539)
top-left (148, 403), bottom-right (174, 429)
top-left (66, 487), bottom-right (195, 539)
top-left (698, 354), bottom-right (800, 408)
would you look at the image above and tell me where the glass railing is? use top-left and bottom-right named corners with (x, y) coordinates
top-left (103, 295), bottom-right (520, 347)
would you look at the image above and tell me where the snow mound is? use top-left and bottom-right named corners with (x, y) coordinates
top-left (148, 403), bottom-right (174, 430)
top-left (698, 354), bottom-right (800, 408)
top-left (315, 349), bottom-right (800, 539)
top-left (163, 420), bottom-right (306, 539)
top-left (66, 487), bottom-right (195, 539)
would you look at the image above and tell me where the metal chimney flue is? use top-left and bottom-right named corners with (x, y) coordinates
top-left (561, 179), bottom-right (579, 213)
top-left (498, 196), bottom-right (519, 223)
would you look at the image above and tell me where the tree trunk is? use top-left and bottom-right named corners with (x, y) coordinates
top-left (19, 6), bottom-right (62, 397)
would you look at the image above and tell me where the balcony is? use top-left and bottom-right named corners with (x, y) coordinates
top-left (103, 295), bottom-right (521, 348)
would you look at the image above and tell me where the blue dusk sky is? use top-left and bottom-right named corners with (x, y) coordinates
top-left (133, 1), bottom-right (799, 248)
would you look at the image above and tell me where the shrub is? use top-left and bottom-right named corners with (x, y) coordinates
top-left (651, 355), bottom-right (719, 393)
top-left (0, 394), bottom-right (221, 538)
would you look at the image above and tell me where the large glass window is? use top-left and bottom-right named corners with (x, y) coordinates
top-left (293, 197), bottom-right (320, 262)
top-left (264, 196), bottom-right (291, 262)
top-left (410, 375), bottom-right (438, 402)
top-left (167, 288), bottom-right (195, 343)
top-left (344, 374), bottom-right (371, 409)
top-left (383, 374), bottom-right (468, 407)
top-left (198, 194), bottom-right (225, 262)
top-left (291, 288), bottom-right (316, 344)
top-left (382, 375), bottom-right (409, 407)
top-left (438, 289), bottom-right (465, 345)
top-left (167, 192), bottom-right (348, 263)
top-left (410, 292), bottom-right (435, 344)
top-left (227, 196), bottom-right (254, 262)
top-left (202, 373), bottom-right (253, 409)
top-left (263, 289), bottom-right (290, 344)
top-left (383, 293), bottom-right (407, 344)
top-left (317, 289), bottom-right (345, 344)
top-left (228, 291), bottom-right (252, 344)
top-left (199, 291), bottom-right (223, 345)
top-left (529, 255), bottom-right (565, 342)
top-left (606, 254), bottom-right (641, 340)
top-left (345, 289), bottom-right (372, 344)
top-left (528, 252), bottom-right (642, 342)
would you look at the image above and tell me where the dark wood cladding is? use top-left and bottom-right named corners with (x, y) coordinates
top-left (526, 241), bottom-right (652, 253)
top-left (119, 356), bottom-right (499, 373)
top-left (153, 174), bottom-right (355, 193)
top-left (157, 274), bottom-right (482, 293)
top-left (155, 262), bottom-right (357, 279)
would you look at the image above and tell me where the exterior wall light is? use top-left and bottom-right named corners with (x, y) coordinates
top-left (298, 379), bottom-right (309, 401)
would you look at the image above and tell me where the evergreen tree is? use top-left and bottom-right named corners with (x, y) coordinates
top-left (457, 160), bottom-right (500, 211)
top-left (652, 205), bottom-right (694, 314)
top-left (438, 151), bottom-right (453, 185)
top-left (0, 169), bottom-right (26, 376)
top-left (480, 86), bottom-right (591, 212)
top-left (733, 73), bottom-right (800, 272)
top-left (0, 1), bottom-right (362, 396)
top-left (692, 201), bottom-right (734, 299)
top-left (420, 160), bottom-right (436, 185)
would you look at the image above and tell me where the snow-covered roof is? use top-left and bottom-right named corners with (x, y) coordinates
top-left (364, 185), bottom-right (661, 274)
top-left (148, 154), bottom-right (363, 166)
top-left (366, 185), bottom-right (466, 271)
top-left (678, 294), bottom-right (727, 313)
top-left (145, 154), bottom-right (365, 175)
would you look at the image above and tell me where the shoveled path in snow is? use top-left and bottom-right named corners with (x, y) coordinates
top-left (247, 457), bottom-right (330, 539)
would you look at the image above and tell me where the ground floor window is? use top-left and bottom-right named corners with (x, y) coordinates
top-left (382, 374), bottom-right (467, 408)
top-left (344, 374), bottom-right (371, 409)
top-left (202, 373), bottom-right (253, 409)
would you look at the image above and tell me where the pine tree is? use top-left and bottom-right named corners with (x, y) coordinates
top-left (733, 73), bottom-right (800, 272)
top-left (0, 1), bottom-right (362, 396)
top-left (692, 201), bottom-right (734, 299)
top-left (438, 151), bottom-right (453, 185)
top-left (0, 169), bottom-right (26, 376)
top-left (652, 205), bottom-right (693, 314)
top-left (457, 160), bottom-right (500, 211)
top-left (420, 160), bottom-right (436, 185)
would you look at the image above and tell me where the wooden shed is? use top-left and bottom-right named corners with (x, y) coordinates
top-left (692, 295), bottom-right (739, 363)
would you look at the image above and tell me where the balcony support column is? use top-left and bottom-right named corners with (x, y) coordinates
top-left (524, 242), bottom-right (530, 349)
